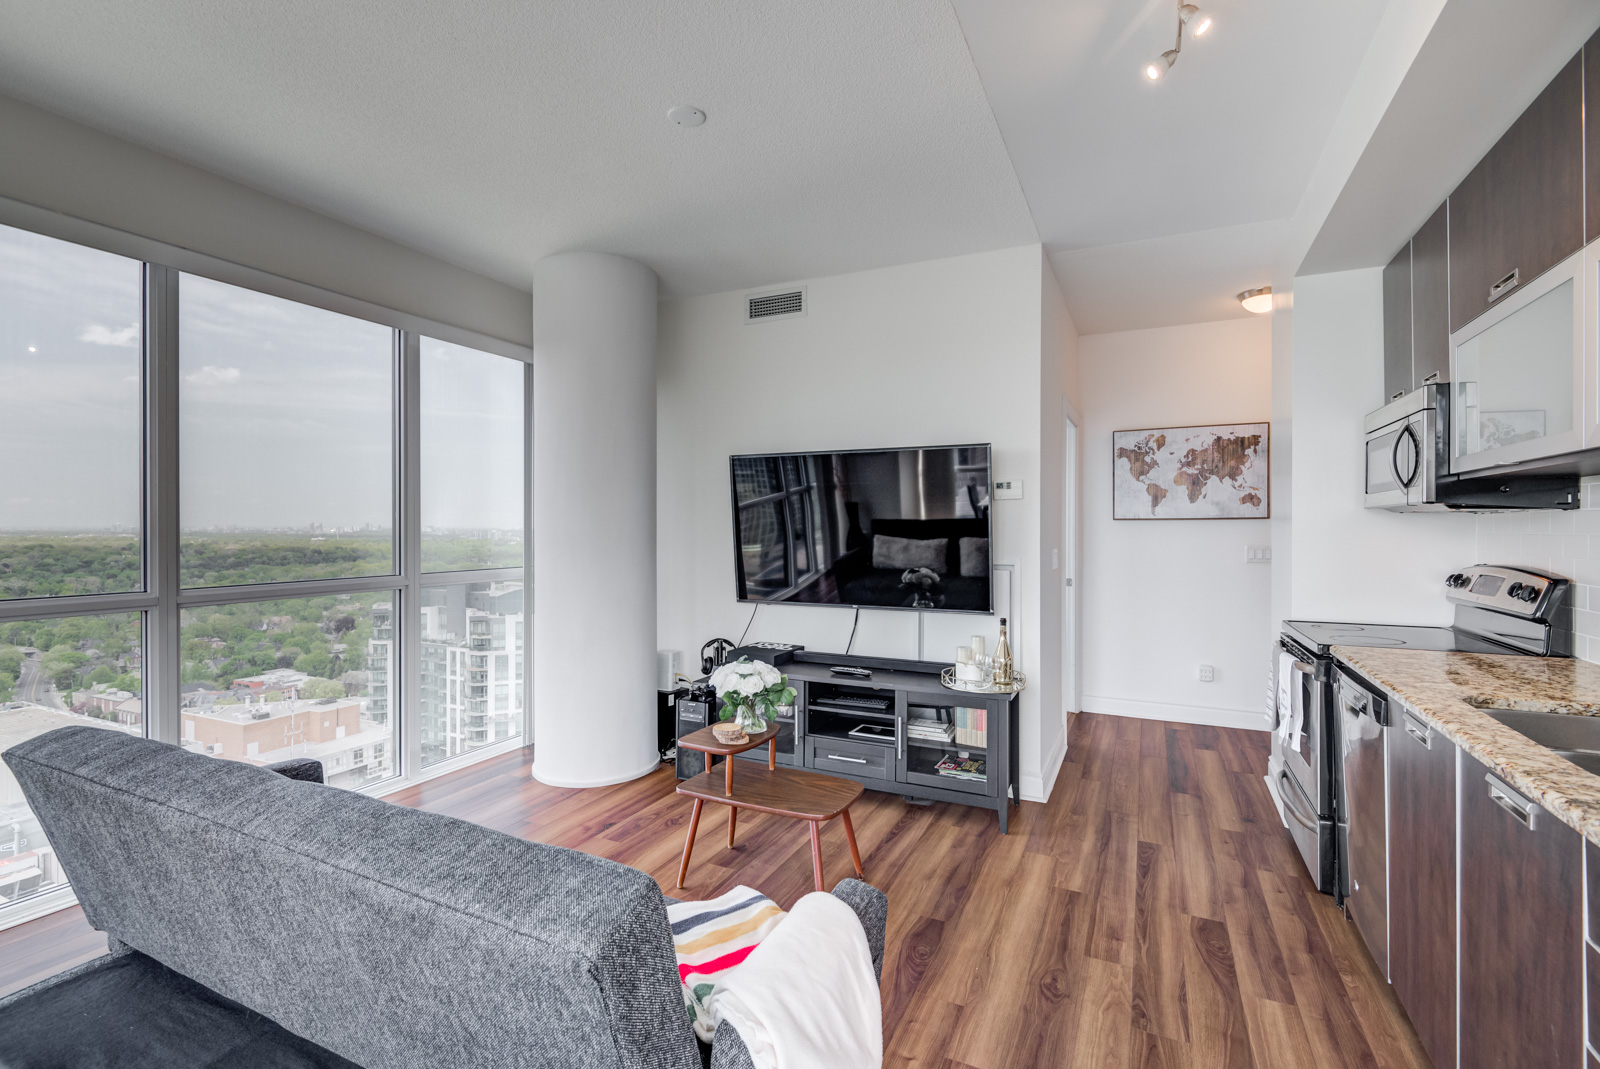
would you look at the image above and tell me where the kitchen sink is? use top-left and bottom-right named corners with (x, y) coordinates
top-left (1484, 709), bottom-right (1600, 776)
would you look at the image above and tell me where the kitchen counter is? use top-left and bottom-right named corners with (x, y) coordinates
top-left (1333, 646), bottom-right (1600, 846)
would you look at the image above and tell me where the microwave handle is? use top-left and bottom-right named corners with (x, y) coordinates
top-left (1391, 423), bottom-right (1420, 489)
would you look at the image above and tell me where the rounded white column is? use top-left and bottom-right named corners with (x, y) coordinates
top-left (531, 252), bottom-right (659, 786)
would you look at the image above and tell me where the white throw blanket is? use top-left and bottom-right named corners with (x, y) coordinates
top-left (707, 891), bottom-right (882, 1069)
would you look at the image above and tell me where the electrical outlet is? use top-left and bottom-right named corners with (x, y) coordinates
top-left (1197, 664), bottom-right (1215, 682)
top-left (1245, 545), bottom-right (1272, 564)
top-left (993, 479), bottom-right (1023, 500)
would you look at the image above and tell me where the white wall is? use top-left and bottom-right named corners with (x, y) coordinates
top-left (0, 93), bottom-right (531, 346)
top-left (1078, 318), bottom-right (1273, 730)
top-left (1036, 261), bottom-right (1081, 794)
top-left (1289, 268), bottom-right (1476, 625)
top-left (657, 244), bottom-right (1072, 800)
top-left (1477, 479), bottom-right (1600, 664)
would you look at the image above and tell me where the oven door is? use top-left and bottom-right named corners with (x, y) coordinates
top-left (1278, 655), bottom-right (1322, 809)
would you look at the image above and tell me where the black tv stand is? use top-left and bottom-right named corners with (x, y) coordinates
top-left (675, 651), bottom-right (1020, 832)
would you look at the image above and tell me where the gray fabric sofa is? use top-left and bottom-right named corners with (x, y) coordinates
top-left (0, 726), bottom-right (887, 1069)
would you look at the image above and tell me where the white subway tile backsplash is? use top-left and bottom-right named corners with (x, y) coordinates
top-left (1477, 482), bottom-right (1600, 664)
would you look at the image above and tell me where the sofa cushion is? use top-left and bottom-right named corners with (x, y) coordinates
top-left (870, 535), bottom-right (947, 574)
top-left (3, 727), bottom-right (701, 1069)
top-left (0, 948), bottom-right (361, 1069)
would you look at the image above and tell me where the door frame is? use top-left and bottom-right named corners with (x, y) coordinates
top-left (1062, 400), bottom-right (1080, 729)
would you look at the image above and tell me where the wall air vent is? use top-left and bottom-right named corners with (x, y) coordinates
top-left (746, 287), bottom-right (806, 322)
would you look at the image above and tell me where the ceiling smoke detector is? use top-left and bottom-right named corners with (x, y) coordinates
top-left (1145, 1), bottom-right (1211, 81)
top-left (667, 105), bottom-right (706, 128)
top-left (1237, 287), bottom-right (1273, 314)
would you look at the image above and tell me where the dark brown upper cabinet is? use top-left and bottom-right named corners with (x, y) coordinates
top-left (1448, 53), bottom-right (1585, 332)
top-left (1588, 28), bottom-right (1600, 243)
top-left (1382, 241), bottom-right (1412, 402)
top-left (1410, 202), bottom-right (1450, 388)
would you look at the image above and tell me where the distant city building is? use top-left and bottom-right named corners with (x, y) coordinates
top-left (368, 604), bottom-right (392, 725)
top-left (405, 582), bottom-right (523, 765)
top-left (230, 668), bottom-right (310, 698)
top-left (181, 696), bottom-right (390, 789)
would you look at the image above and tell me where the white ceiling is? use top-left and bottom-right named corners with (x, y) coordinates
top-left (0, 0), bottom-right (1037, 298)
top-left (3, 0), bottom-right (1589, 335)
top-left (950, 0), bottom-right (1392, 334)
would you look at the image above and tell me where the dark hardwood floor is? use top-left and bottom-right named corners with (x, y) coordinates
top-left (0, 712), bottom-right (1430, 1067)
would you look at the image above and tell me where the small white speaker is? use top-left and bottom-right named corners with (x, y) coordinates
top-left (656, 649), bottom-right (683, 691)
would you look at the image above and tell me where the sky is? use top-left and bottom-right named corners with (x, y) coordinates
top-left (0, 222), bottom-right (523, 533)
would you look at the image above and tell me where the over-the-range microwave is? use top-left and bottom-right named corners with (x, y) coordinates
top-left (1363, 384), bottom-right (1577, 512)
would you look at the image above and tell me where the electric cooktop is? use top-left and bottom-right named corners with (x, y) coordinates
top-left (1282, 620), bottom-right (1530, 657)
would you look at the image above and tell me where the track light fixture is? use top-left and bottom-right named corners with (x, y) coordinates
top-left (1145, 1), bottom-right (1211, 81)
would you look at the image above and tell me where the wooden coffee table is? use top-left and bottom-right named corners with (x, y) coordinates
top-left (675, 723), bottom-right (864, 893)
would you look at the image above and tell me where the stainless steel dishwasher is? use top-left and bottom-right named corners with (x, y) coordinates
top-left (1336, 668), bottom-right (1388, 976)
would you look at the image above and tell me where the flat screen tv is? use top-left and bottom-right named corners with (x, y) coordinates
top-left (729, 444), bottom-right (993, 614)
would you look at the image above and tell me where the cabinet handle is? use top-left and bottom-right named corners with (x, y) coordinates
top-left (1489, 268), bottom-right (1519, 302)
top-left (826, 753), bottom-right (868, 764)
top-left (1486, 773), bottom-right (1536, 829)
top-left (1421, 371), bottom-right (1440, 385)
top-left (1403, 714), bottom-right (1431, 748)
top-left (1391, 390), bottom-right (1406, 401)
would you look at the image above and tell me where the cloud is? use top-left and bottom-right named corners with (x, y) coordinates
top-left (78, 323), bottom-right (140, 347)
top-left (184, 365), bottom-right (242, 386)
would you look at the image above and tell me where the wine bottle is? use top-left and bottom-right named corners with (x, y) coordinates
top-left (992, 617), bottom-right (1014, 687)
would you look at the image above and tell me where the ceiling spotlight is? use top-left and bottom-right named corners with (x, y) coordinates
top-left (1146, 1), bottom-right (1211, 81)
top-left (1237, 287), bottom-right (1273, 314)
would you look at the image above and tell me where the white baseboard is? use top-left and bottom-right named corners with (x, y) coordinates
top-left (1081, 693), bottom-right (1271, 732)
top-left (531, 756), bottom-right (664, 789)
top-left (1021, 721), bottom-right (1070, 803)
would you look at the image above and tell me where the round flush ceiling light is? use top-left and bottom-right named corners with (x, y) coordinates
top-left (1237, 287), bottom-right (1273, 314)
top-left (666, 105), bottom-right (706, 128)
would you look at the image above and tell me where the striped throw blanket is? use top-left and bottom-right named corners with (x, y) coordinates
top-left (666, 886), bottom-right (787, 1041)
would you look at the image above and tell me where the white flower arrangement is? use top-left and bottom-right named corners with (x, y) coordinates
top-left (708, 656), bottom-right (797, 729)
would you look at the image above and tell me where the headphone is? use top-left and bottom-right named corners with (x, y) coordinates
top-left (701, 637), bottom-right (736, 675)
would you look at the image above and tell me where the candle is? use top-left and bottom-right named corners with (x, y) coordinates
top-left (956, 646), bottom-right (972, 665)
top-left (971, 636), bottom-right (986, 660)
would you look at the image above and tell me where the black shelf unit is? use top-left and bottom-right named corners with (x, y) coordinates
top-left (675, 651), bottom-right (1020, 832)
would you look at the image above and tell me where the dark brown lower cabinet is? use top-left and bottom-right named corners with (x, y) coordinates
top-left (1459, 750), bottom-right (1582, 1069)
top-left (1388, 714), bottom-right (1455, 1069)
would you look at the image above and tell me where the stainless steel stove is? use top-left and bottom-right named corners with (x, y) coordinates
top-left (1269, 565), bottom-right (1572, 899)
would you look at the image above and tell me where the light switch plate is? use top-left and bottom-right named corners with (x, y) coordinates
top-left (994, 479), bottom-right (1023, 500)
top-left (1245, 545), bottom-right (1272, 564)
top-left (1197, 664), bottom-right (1215, 682)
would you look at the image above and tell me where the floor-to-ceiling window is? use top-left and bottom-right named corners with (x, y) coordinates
top-left (0, 217), bottom-right (532, 926)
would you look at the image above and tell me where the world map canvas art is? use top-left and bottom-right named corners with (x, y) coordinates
top-left (1112, 423), bottom-right (1270, 520)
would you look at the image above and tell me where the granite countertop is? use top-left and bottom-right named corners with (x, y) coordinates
top-left (1333, 646), bottom-right (1600, 845)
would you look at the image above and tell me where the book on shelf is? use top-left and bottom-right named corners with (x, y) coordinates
top-left (933, 753), bottom-right (986, 782)
top-left (954, 707), bottom-right (987, 748)
top-left (907, 721), bottom-right (955, 742)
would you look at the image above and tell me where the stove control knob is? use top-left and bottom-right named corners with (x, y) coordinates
top-left (1518, 584), bottom-right (1541, 603)
top-left (1506, 582), bottom-right (1525, 599)
top-left (1446, 573), bottom-right (1468, 589)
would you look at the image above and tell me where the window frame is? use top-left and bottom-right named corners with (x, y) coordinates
top-left (0, 194), bottom-right (533, 927)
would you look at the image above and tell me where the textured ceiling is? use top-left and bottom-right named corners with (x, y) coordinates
top-left (0, 0), bottom-right (1038, 297)
top-left (951, 0), bottom-right (1392, 334)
